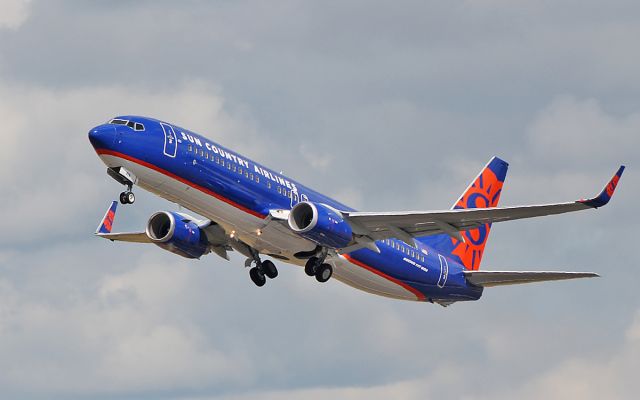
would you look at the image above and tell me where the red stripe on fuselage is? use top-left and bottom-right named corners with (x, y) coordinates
top-left (96, 149), bottom-right (268, 219)
top-left (342, 254), bottom-right (426, 301)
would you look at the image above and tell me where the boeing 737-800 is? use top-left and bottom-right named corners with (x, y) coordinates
top-left (89, 116), bottom-right (624, 306)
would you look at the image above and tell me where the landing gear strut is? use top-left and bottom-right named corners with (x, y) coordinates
top-left (304, 248), bottom-right (333, 283)
top-left (248, 248), bottom-right (278, 287)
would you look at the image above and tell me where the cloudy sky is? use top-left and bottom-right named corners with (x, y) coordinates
top-left (0, 0), bottom-right (638, 398)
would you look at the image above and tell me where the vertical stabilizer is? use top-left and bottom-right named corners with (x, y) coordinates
top-left (419, 157), bottom-right (509, 270)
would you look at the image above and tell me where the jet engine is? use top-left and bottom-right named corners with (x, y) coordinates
top-left (146, 211), bottom-right (209, 259)
top-left (288, 202), bottom-right (353, 249)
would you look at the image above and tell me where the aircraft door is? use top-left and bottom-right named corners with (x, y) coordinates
top-left (437, 254), bottom-right (449, 288)
top-left (160, 123), bottom-right (178, 158)
top-left (289, 190), bottom-right (299, 208)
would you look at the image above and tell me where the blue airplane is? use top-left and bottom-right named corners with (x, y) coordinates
top-left (89, 116), bottom-right (624, 305)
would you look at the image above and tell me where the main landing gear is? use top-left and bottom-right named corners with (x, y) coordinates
top-left (248, 248), bottom-right (278, 287)
top-left (304, 248), bottom-right (333, 283)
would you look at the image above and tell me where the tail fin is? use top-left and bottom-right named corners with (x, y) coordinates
top-left (419, 157), bottom-right (509, 270)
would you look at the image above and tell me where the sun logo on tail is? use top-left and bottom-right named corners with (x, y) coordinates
top-left (450, 166), bottom-right (505, 270)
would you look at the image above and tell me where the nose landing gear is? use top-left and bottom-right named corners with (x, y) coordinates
top-left (107, 167), bottom-right (137, 205)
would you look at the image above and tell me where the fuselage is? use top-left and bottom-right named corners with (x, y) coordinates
top-left (88, 116), bottom-right (483, 303)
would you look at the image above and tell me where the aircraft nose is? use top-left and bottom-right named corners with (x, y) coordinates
top-left (88, 124), bottom-right (116, 149)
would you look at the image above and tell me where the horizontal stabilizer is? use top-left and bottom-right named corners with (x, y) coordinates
top-left (464, 270), bottom-right (599, 287)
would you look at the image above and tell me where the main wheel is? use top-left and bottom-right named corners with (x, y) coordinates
top-left (262, 260), bottom-right (278, 279)
top-left (249, 267), bottom-right (266, 287)
top-left (126, 192), bottom-right (136, 204)
top-left (119, 192), bottom-right (128, 204)
top-left (315, 263), bottom-right (333, 283)
top-left (305, 257), bottom-right (319, 276)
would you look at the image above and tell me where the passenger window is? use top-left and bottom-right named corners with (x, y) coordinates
top-left (221, 160), bottom-right (225, 166)
top-left (245, 171), bottom-right (249, 178)
top-left (188, 144), bottom-right (193, 152)
top-left (232, 165), bottom-right (237, 172)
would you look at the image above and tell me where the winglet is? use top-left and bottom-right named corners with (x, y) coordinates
top-left (580, 166), bottom-right (625, 208)
top-left (96, 201), bottom-right (118, 234)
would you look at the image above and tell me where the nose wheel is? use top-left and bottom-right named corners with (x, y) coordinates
top-left (119, 190), bottom-right (135, 205)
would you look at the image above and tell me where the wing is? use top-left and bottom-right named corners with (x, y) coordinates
top-left (464, 270), bottom-right (599, 287)
top-left (343, 166), bottom-right (624, 245)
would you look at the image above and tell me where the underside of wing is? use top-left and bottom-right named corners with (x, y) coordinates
top-left (464, 270), bottom-right (599, 287)
top-left (96, 232), bottom-right (151, 243)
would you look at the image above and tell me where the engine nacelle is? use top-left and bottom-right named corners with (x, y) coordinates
top-left (146, 211), bottom-right (209, 259)
top-left (288, 202), bottom-right (353, 249)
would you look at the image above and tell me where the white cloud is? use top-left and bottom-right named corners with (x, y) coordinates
top-left (0, 0), bottom-right (31, 30)
top-left (0, 255), bottom-right (254, 396)
top-left (482, 310), bottom-right (640, 400)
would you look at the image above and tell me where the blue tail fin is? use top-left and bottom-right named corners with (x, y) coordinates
top-left (419, 157), bottom-right (509, 270)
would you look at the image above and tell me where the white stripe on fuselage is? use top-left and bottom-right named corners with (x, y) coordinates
top-left (99, 153), bottom-right (421, 301)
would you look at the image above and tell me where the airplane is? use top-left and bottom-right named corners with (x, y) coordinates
top-left (89, 116), bottom-right (624, 306)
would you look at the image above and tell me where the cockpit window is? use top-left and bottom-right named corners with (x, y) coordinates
top-left (108, 118), bottom-right (145, 131)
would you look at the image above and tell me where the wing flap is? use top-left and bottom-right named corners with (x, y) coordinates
top-left (464, 270), bottom-right (599, 287)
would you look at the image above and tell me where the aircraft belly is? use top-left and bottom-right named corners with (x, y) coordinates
top-left (99, 153), bottom-right (422, 300)
top-left (330, 257), bottom-right (420, 301)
